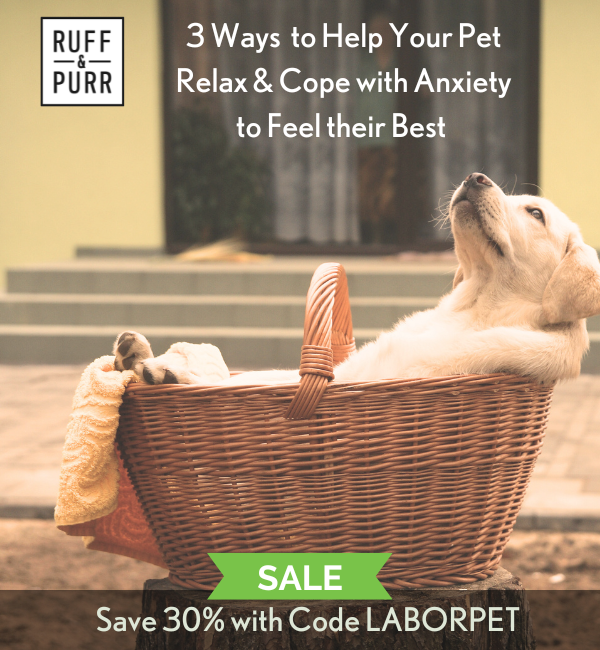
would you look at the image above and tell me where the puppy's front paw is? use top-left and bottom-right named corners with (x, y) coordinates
top-left (138, 355), bottom-right (195, 385)
top-left (113, 331), bottom-right (154, 376)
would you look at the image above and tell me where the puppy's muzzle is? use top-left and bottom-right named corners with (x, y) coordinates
top-left (453, 172), bottom-right (493, 204)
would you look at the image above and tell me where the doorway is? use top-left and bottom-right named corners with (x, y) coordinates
top-left (161, 0), bottom-right (539, 253)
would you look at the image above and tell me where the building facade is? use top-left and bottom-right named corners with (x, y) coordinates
top-left (0, 0), bottom-right (599, 284)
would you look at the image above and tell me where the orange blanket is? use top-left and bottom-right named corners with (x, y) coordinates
top-left (58, 447), bottom-right (166, 568)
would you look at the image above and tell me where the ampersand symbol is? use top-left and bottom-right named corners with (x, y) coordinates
top-left (254, 68), bottom-right (273, 93)
top-left (78, 55), bottom-right (85, 69)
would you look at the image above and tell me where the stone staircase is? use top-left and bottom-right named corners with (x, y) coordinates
top-left (1, 256), bottom-right (599, 371)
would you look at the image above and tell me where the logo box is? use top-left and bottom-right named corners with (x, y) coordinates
top-left (41, 17), bottom-right (124, 106)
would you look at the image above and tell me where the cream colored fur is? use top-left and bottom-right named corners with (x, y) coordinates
top-left (231, 176), bottom-right (600, 385)
top-left (117, 175), bottom-right (600, 386)
top-left (142, 342), bottom-right (229, 384)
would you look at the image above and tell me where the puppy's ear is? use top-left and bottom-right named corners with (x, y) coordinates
top-left (452, 265), bottom-right (464, 289)
top-left (542, 239), bottom-right (600, 323)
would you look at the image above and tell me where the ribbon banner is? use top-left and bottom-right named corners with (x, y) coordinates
top-left (208, 553), bottom-right (391, 600)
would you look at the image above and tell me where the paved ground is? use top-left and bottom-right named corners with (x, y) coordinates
top-left (0, 365), bottom-right (599, 525)
top-left (524, 374), bottom-right (600, 522)
top-left (0, 365), bottom-right (83, 511)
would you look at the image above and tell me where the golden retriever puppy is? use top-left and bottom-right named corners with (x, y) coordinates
top-left (115, 173), bottom-right (600, 385)
top-left (334, 173), bottom-right (600, 383)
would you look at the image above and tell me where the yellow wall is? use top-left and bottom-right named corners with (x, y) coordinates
top-left (540, 0), bottom-right (600, 248)
top-left (0, 0), bottom-right (163, 284)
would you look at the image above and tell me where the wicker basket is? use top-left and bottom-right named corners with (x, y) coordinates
top-left (116, 263), bottom-right (552, 589)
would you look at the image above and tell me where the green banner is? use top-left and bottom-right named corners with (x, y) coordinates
top-left (208, 553), bottom-right (391, 600)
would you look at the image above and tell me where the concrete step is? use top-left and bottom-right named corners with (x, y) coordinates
top-left (0, 258), bottom-right (454, 365)
top-left (583, 333), bottom-right (600, 373)
top-left (4, 292), bottom-right (598, 332)
top-left (1, 325), bottom-right (600, 372)
top-left (0, 324), bottom-right (380, 368)
top-left (0, 294), bottom-right (438, 330)
top-left (4, 257), bottom-right (600, 371)
top-left (6, 259), bottom-right (456, 297)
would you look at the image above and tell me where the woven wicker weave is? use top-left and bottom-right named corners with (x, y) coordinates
top-left (116, 263), bottom-right (553, 589)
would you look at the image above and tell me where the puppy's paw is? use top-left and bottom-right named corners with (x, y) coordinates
top-left (138, 343), bottom-right (230, 385)
top-left (139, 354), bottom-right (197, 385)
top-left (113, 331), bottom-right (154, 376)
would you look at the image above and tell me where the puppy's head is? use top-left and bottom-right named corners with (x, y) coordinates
top-left (450, 173), bottom-right (600, 324)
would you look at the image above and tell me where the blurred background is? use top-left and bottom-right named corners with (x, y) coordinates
top-left (0, 6), bottom-right (600, 646)
top-left (0, 0), bottom-right (599, 271)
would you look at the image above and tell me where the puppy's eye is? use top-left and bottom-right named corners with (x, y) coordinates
top-left (526, 207), bottom-right (545, 225)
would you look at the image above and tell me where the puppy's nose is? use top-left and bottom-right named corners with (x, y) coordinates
top-left (464, 173), bottom-right (493, 188)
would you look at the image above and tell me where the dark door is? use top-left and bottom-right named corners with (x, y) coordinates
top-left (161, 0), bottom-right (539, 252)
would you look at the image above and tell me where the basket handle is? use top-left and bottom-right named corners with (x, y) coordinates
top-left (285, 263), bottom-right (355, 420)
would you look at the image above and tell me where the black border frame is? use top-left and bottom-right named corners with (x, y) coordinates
top-left (40, 16), bottom-right (125, 107)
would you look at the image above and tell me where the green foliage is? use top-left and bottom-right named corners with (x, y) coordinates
top-left (171, 108), bottom-right (271, 244)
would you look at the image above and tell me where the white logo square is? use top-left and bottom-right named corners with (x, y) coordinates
top-left (41, 17), bottom-right (124, 106)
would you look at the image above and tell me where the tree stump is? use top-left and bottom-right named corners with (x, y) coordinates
top-left (135, 567), bottom-right (534, 649)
